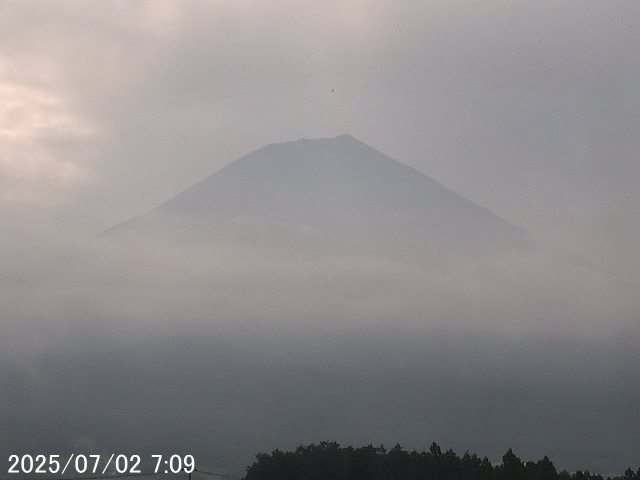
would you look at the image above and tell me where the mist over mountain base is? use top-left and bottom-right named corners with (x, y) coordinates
top-left (2, 226), bottom-right (637, 474)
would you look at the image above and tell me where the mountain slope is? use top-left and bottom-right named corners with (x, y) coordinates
top-left (105, 135), bottom-right (529, 259)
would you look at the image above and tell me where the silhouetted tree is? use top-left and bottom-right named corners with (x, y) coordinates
top-left (497, 448), bottom-right (526, 480)
top-left (243, 441), bottom-right (636, 480)
top-left (623, 467), bottom-right (640, 480)
top-left (525, 455), bottom-right (558, 480)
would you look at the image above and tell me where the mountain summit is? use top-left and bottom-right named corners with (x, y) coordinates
top-left (106, 135), bottom-right (529, 260)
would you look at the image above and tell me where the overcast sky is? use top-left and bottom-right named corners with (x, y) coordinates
top-left (2, 1), bottom-right (639, 262)
top-left (1, 1), bottom-right (639, 475)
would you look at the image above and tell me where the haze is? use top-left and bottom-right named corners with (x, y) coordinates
top-left (1, 1), bottom-right (639, 475)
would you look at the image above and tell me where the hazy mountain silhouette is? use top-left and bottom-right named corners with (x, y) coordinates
top-left (105, 135), bottom-right (529, 261)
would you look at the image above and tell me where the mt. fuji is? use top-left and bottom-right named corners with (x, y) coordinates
top-left (105, 135), bottom-right (529, 261)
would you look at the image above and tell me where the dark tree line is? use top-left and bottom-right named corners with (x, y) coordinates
top-left (244, 441), bottom-right (640, 480)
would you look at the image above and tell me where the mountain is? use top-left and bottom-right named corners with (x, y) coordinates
top-left (105, 135), bottom-right (529, 261)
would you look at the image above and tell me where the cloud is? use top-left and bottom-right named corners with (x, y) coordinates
top-left (0, 56), bottom-right (94, 204)
top-left (1, 236), bottom-right (638, 472)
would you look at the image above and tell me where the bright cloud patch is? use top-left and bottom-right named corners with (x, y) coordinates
top-left (0, 76), bottom-right (93, 204)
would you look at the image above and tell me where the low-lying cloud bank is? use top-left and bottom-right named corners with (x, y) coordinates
top-left (1, 219), bottom-right (638, 474)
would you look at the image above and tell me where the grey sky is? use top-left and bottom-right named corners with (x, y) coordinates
top-left (1, 1), bottom-right (639, 475)
top-left (2, 1), bottom-right (639, 257)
